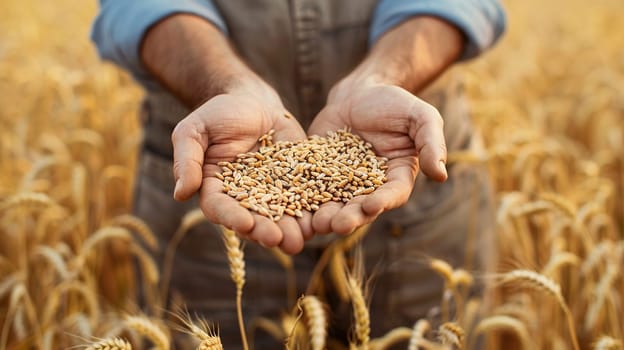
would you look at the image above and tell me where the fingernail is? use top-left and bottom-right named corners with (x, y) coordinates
top-left (173, 179), bottom-right (182, 199)
top-left (439, 160), bottom-right (447, 176)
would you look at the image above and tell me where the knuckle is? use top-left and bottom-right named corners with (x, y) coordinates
top-left (438, 142), bottom-right (448, 155)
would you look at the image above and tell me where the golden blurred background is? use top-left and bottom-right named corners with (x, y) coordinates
top-left (0, 0), bottom-right (623, 349)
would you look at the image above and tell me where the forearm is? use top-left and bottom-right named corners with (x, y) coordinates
top-left (349, 16), bottom-right (464, 93)
top-left (140, 14), bottom-right (265, 107)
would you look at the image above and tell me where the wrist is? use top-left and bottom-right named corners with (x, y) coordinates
top-left (141, 14), bottom-right (276, 108)
top-left (340, 16), bottom-right (464, 94)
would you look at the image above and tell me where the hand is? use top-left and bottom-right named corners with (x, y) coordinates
top-left (171, 82), bottom-right (313, 254)
top-left (307, 80), bottom-right (448, 235)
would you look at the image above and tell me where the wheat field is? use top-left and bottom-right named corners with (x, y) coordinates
top-left (0, 0), bottom-right (623, 349)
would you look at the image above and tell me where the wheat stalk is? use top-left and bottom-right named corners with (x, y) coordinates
top-left (585, 264), bottom-right (618, 331)
top-left (369, 327), bottom-right (411, 349)
top-left (161, 208), bottom-right (207, 303)
top-left (269, 247), bottom-right (297, 308)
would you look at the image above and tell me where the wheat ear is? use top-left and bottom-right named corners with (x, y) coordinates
top-left (475, 315), bottom-right (533, 350)
top-left (347, 275), bottom-right (369, 349)
top-left (84, 337), bottom-right (132, 350)
top-left (437, 322), bottom-right (464, 349)
top-left (541, 252), bottom-right (579, 277)
top-left (171, 307), bottom-right (223, 350)
top-left (500, 269), bottom-right (580, 350)
top-left (124, 315), bottom-right (170, 350)
top-left (110, 214), bottom-right (158, 250)
top-left (301, 295), bottom-right (327, 350)
top-left (0, 192), bottom-right (55, 213)
top-left (408, 319), bottom-right (431, 350)
top-left (222, 226), bottom-right (248, 350)
top-left (593, 336), bottom-right (622, 350)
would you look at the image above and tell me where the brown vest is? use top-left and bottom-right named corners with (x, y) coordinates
top-left (142, 0), bottom-right (472, 158)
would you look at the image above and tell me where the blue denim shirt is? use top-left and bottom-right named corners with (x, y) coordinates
top-left (91, 0), bottom-right (506, 87)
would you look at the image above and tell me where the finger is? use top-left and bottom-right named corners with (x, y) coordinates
top-left (409, 104), bottom-right (448, 182)
top-left (298, 211), bottom-right (315, 240)
top-left (307, 105), bottom-right (344, 137)
top-left (312, 201), bottom-right (343, 234)
top-left (172, 119), bottom-right (210, 200)
top-left (331, 196), bottom-right (376, 235)
top-left (248, 215), bottom-right (283, 248)
top-left (277, 216), bottom-right (305, 254)
top-left (361, 157), bottom-right (418, 216)
top-left (199, 175), bottom-right (254, 234)
top-left (274, 115), bottom-right (308, 141)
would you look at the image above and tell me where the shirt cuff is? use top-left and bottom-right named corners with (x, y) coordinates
top-left (370, 0), bottom-right (506, 60)
top-left (91, 0), bottom-right (227, 88)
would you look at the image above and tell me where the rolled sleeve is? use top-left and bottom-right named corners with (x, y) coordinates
top-left (91, 0), bottom-right (227, 87)
top-left (370, 0), bottom-right (506, 60)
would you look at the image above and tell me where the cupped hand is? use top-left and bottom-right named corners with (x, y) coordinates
top-left (307, 82), bottom-right (448, 235)
top-left (171, 85), bottom-right (312, 254)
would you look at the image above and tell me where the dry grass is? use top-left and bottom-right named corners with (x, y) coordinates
top-left (0, 0), bottom-right (623, 348)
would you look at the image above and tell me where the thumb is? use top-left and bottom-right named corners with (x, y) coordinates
top-left (307, 105), bottom-right (343, 137)
top-left (171, 119), bottom-right (209, 200)
top-left (410, 104), bottom-right (448, 182)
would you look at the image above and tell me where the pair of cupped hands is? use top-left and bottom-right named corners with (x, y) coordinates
top-left (171, 78), bottom-right (448, 255)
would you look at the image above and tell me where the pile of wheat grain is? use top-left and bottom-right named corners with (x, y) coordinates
top-left (0, 0), bottom-right (623, 348)
top-left (219, 129), bottom-right (387, 220)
